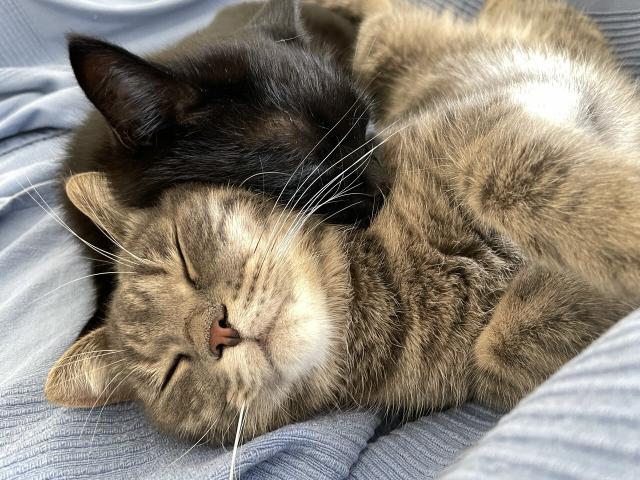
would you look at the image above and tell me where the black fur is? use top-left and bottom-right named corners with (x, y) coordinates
top-left (65, 2), bottom-right (378, 221)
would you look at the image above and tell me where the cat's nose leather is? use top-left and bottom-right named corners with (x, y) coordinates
top-left (209, 322), bottom-right (241, 357)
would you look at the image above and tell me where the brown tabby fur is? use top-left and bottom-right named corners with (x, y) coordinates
top-left (46, 0), bottom-right (639, 444)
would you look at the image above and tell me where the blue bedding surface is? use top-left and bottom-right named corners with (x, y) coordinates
top-left (1, 1), bottom-right (639, 479)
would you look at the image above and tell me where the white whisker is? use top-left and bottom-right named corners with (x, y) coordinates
top-left (275, 105), bottom-right (369, 220)
top-left (168, 416), bottom-right (219, 467)
top-left (82, 201), bottom-right (146, 265)
top-left (229, 402), bottom-right (247, 480)
top-left (24, 271), bottom-right (136, 308)
top-left (239, 171), bottom-right (291, 188)
top-left (90, 369), bottom-right (135, 446)
top-left (17, 178), bottom-right (138, 268)
top-left (82, 370), bottom-right (125, 437)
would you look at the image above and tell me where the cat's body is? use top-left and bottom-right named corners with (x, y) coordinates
top-left (47, 0), bottom-right (640, 444)
top-left (62, 0), bottom-right (380, 332)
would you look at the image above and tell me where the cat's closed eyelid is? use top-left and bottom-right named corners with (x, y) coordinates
top-left (159, 353), bottom-right (189, 392)
top-left (174, 224), bottom-right (199, 286)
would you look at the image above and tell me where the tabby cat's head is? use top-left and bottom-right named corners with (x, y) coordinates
top-left (45, 173), bottom-right (351, 443)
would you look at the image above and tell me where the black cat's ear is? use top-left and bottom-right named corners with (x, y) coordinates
top-left (45, 327), bottom-right (134, 408)
top-left (251, 0), bottom-right (306, 41)
top-left (68, 35), bottom-right (198, 149)
top-left (65, 172), bottom-right (137, 242)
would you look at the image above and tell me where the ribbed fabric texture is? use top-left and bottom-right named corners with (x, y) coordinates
top-left (442, 310), bottom-right (640, 480)
top-left (349, 405), bottom-right (499, 479)
top-left (1, 1), bottom-right (639, 479)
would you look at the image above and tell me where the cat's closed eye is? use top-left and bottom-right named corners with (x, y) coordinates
top-left (174, 225), bottom-right (198, 287)
top-left (160, 353), bottom-right (189, 392)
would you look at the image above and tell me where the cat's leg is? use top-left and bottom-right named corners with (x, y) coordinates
top-left (479, 0), bottom-right (613, 60)
top-left (472, 266), bottom-right (628, 410)
top-left (447, 118), bottom-right (640, 302)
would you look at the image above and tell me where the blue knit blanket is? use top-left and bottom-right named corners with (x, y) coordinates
top-left (1, 1), bottom-right (639, 478)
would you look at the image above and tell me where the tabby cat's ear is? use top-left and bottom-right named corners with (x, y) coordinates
top-left (65, 172), bottom-right (135, 242)
top-left (68, 35), bottom-right (198, 149)
top-left (45, 327), bottom-right (133, 408)
top-left (252, 0), bottom-right (307, 41)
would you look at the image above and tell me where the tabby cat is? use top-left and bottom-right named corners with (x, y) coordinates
top-left (46, 0), bottom-right (639, 445)
top-left (62, 0), bottom-right (380, 333)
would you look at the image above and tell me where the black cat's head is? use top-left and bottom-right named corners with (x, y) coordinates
top-left (68, 0), bottom-right (378, 225)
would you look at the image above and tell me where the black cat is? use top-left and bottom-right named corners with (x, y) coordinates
top-left (61, 0), bottom-right (380, 333)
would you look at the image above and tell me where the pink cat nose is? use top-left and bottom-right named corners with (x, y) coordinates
top-left (209, 321), bottom-right (241, 358)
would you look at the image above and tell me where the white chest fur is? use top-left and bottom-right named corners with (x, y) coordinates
top-left (509, 80), bottom-right (581, 126)
top-left (505, 49), bottom-right (584, 127)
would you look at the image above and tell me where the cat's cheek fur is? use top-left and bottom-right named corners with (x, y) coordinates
top-left (273, 279), bottom-right (333, 383)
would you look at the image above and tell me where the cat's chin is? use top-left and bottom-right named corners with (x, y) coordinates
top-left (221, 338), bottom-right (279, 406)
